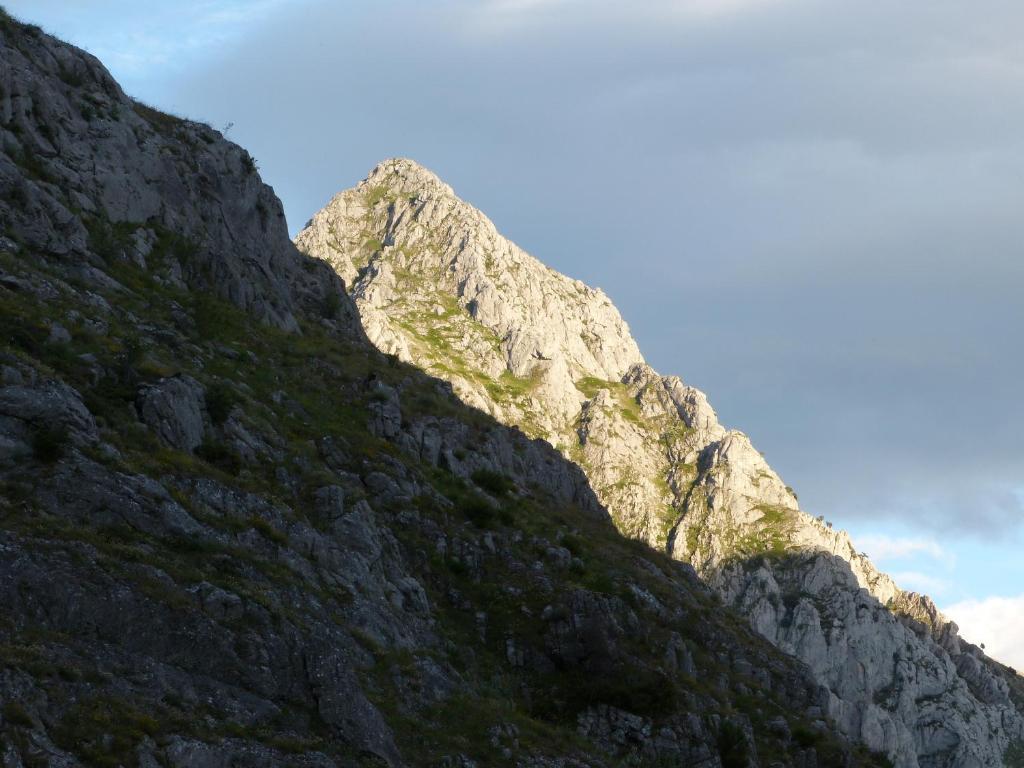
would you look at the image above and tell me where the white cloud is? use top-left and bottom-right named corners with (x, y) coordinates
top-left (857, 534), bottom-right (947, 562)
top-left (944, 594), bottom-right (1024, 671)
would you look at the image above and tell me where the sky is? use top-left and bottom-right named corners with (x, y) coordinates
top-left (10, 0), bottom-right (1023, 668)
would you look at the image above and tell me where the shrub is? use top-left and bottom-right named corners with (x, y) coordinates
top-left (717, 721), bottom-right (750, 768)
top-left (255, 199), bottom-right (269, 228)
top-left (470, 468), bottom-right (514, 497)
top-left (2, 309), bottom-right (46, 351)
top-left (1006, 740), bottom-right (1024, 768)
top-left (195, 439), bottom-right (241, 475)
top-left (3, 700), bottom-right (33, 727)
top-left (792, 725), bottom-right (821, 748)
top-left (205, 381), bottom-right (237, 425)
top-left (151, 227), bottom-right (200, 265)
top-left (131, 100), bottom-right (182, 134)
top-left (322, 290), bottom-right (342, 319)
top-left (560, 533), bottom-right (584, 557)
top-left (553, 666), bottom-right (676, 720)
top-left (86, 216), bottom-right (135, 262)
top-left (32, 424), bottom-right (68, 463)
top-left (193, 295), bottom-right (247, 343)
top-left (446, 557), bottom-right (469, 576)
top-left (458, 496), bottom-right (496, 528)
top-left (57, 63), bottom-right (85, 87)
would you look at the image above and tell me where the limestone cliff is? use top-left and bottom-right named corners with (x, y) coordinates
top-left (297, 157), bottom-right (1024, 767)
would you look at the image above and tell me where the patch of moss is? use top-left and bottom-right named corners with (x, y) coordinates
top-left (364, 185), bottom-right (393, 208)
top-left (131, 100), bottom-right (183, 133)
top-left (732, 504), bottom-right (799, 557)
top-left (574, 376), bottom-right (643, 425)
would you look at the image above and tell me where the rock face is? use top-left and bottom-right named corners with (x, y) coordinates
top-left (137, 375), bottom-right (208, 452)
top-left (297, 157), bottom-right (1024, 767)
top-left (0, 11), bottom-right (360, 337)
top-left (296, 158), bottom-right (642, 434)
top-left (0, 14), bottom-right (902, 768)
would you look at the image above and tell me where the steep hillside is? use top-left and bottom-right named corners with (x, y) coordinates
top-left (296, 157), bottom-right (1024, 767)
top-left (0, 13), bottom-right (898, 768)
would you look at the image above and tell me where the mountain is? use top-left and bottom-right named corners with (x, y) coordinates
top-left (295, 158), bottom-right (1024, 767)
top-left (0, 12), bottom-right (910, 768)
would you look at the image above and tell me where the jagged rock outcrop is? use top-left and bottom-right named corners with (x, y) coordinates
top-left (297, 157), bottom-right (1024, 767)
top-left (137, 375), bottom-right (209, 452)
top-left (0, 14), bottom-right (897, 768)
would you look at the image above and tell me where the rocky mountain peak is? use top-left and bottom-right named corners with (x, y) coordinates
top-left (298, 160), bottom-right (1024, 767)
top-left (363, 156), bottom-right (454, 196)
top-left (296, 159), bottom-right (645, 436)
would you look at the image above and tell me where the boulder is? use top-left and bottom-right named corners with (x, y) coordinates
top-left (137, 375), bottom-right (208, 452)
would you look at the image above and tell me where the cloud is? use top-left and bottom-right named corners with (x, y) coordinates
top-left (944, 594), bottom-right (1024, 671)
top-left (857, 535), bottom-right (947, 563)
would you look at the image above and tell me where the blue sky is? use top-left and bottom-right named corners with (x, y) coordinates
top-left (10, 0), bottom-right (1023, 667)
